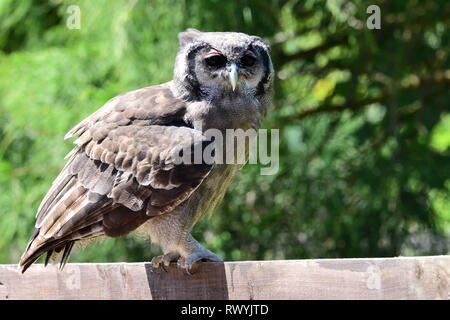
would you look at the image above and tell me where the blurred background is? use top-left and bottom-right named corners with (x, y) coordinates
top-left (0, 0), bottom-right (448, 264)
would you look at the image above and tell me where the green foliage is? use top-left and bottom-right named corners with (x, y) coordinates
top-left (0, 0), bottom-right (448, 264)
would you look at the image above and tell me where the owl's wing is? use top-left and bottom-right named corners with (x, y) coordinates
top-left (19, 85), bottom-right (213, 273)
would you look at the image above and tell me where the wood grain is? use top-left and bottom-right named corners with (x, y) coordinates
top-left (0, 256), bottom-right (448, 300)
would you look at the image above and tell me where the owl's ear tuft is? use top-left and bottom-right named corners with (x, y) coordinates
top-left (178, 28), bottom-right (202, 48)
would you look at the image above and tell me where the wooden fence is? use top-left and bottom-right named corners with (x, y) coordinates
top-left (0, 255), bottom-right (448, 299)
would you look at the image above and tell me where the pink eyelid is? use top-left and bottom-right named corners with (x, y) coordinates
top-left (206, 50), bottom-right (221, 56)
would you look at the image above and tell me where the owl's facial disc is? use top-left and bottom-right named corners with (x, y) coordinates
top-left (179, 32), bottom-right (273, 101)
top-left (201, 48), bottom-right (263, 93)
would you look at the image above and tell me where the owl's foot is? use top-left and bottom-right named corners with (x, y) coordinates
top-left (150, 234), bottom-right (222, 274)
top-left (151, 252), bottom-right (180, 272)
top-left (177, 249), bottom-right (222, 275)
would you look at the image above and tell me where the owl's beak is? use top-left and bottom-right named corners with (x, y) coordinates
top-left (228, 63), bottom-right (239, 91)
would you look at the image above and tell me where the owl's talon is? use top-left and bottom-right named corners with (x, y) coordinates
top-left (151, 252), bottom-right (179, 271)
top-left (177, 250), bottom-right (222, 275)
top-left (177, 257), bottom-right (191, 275)
top-left (151, 255), bottom-right (163, 268)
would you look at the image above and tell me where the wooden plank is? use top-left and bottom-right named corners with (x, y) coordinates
top-left (0, 256), bottom-right (448, 300)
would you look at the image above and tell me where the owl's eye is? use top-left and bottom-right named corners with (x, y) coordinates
top-left (205, 54), bottom-right (226, 68)
top-left (241, 51), bottom-right (257, 67)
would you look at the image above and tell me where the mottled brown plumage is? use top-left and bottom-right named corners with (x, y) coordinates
top-left (19, 29), bottom-right (274, 274)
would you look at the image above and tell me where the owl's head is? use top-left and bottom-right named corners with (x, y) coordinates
top-left (173, 29), bottom-right (274, 106)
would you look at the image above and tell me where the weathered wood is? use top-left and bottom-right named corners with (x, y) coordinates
top-left (0, 256), bottom-right (448, 300)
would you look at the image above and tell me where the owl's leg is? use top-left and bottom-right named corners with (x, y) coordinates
top-left (138, 209), bottom-right (222, 274)
top-left (150, 234), bottom-right (222, 274)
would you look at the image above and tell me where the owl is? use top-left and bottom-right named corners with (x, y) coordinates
top-left (19, 29), bottom-right (274, 274)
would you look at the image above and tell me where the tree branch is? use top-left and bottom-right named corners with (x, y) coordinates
top-left (287, 69), bottom-right (450, 121)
